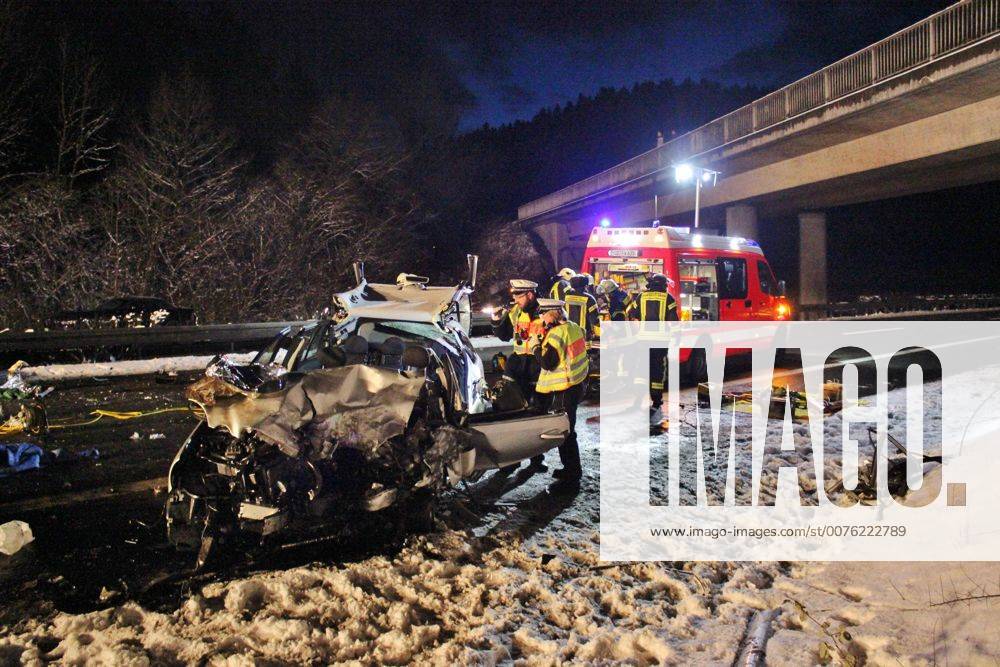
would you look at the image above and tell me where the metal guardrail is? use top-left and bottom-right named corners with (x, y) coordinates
top-left (0, 321), bottom-right (311, 356)
top-left (519, 0), bottom-right (999, 221)
top-left (0, 315), bottom-right (497, 361)
top-left (797, 294), bottom-right (1000, 320)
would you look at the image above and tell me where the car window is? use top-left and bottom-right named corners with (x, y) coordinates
top-left (716, 257), bottom-right (747, 299)
top-left (254, 325), bottom-right (314, 366)
top-left (356, 320), bottom-right (443, 345)
top-left (295, 323), bottom-right (335, 370)
top-left (757, 260), bottom-right (777, 296)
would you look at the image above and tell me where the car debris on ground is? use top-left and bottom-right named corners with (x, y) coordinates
top-left (0, 519), bottom-right (33, 555)
top-left (0, 442), bottom-right (99, 477)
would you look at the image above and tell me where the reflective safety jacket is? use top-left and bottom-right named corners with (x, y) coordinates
top-left (493, 303), bottom-right (545, 355)
top-left (549, 279), bottom-right (569, 301)
top-left (604, 287), bottom-right (630, 321)
top-left (625, 290), bottom-right (678, 322)
top-left (535, 321), bottom-right (589, 393)
top-left (564, 288), bottom-right (600, 338)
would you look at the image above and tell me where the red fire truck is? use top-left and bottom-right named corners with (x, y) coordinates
top-left (582, 224), bottom-right (790, 321)
top-left (580, 224), bottom-right (792, 378)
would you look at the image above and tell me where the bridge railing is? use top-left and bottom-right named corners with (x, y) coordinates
top-left (693, 0), bottom-right (998, 153)
top-left (520, 0), bottom-right (998, 220)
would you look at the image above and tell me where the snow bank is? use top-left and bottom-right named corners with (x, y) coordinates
top-left (17, 338), bottom-right (510, 383)
top-left (0, 524), bottom-right (754, 665)
top-left (19, 354), bottom-right (256, 383)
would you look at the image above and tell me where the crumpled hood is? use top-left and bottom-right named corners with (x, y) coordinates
top-left (188, 365), bottom-right (424, 457)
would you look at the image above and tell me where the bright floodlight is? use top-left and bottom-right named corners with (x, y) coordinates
top-left (600, 217), bottom-right (611, 228)
top-left (702, 171), bottom-right (712, 182)
top-left (674, 164), bottom-right (693, 183)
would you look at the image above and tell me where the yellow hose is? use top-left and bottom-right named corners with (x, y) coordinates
top-left (47, 406), bottom-right (191, 430)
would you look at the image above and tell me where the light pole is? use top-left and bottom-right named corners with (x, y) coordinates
top-left (673, 164), bottom-right (719, 229)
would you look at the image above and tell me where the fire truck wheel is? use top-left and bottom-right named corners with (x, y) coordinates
top-left (682, 348), bottom-right (707, 387)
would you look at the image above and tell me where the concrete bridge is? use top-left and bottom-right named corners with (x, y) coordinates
top-left (518, 0), bottom-right (1000, 305)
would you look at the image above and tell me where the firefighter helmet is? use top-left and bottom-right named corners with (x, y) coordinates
top-left (597, 278), bottom-right (619, 295)
top-left (646, 273), bottom-right (671, 291)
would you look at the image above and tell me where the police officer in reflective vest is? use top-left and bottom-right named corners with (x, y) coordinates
top-left (532, 303), bottom-right (588, 481)
top-left (625, 273), bottom-right (678, 410)
top-left (492, 279), bottom-right (547, 469)
top-left (491, 279), bottom-right (545, 399)
top-left (549, 267), bottom-right (575, 301)
top-left (564, 274), bottom-right (600, 339)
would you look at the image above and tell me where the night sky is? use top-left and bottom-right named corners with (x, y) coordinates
top-left (11, 0), bottom-right (991, 301)
top-left (32, 0), bottom-right (955, 134)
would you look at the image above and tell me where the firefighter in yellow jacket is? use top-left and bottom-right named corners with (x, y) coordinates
top-left (564, 274), bottom-right (600, 339)
top-left (549, 267), bottom-right (575, 301)
top-left (625, 273), bottom-right (678, 412)
top-left (531, 302), bottom-right (589, 481)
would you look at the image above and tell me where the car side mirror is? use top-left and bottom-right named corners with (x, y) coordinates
top-left (777, 280), bottom-right (786, 297)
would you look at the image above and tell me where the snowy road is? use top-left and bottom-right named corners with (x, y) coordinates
top-left (2, 378), bottom-right (1000, 663)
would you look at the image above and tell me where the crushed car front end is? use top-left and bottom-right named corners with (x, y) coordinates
top-left (165, 266), bottom-right (569, 561)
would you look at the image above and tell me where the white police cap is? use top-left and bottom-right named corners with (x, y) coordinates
top-left (509, 279), bottom-right (538, 293)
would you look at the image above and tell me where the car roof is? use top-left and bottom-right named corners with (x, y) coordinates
top-left (333, 282), bottom-right (463, 324)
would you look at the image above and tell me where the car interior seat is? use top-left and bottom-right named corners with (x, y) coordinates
top-left (341, 334), bottom-right (369, 365)
top-left (379, 336), bottom-right (405, 369)
top-left (402, 344), bottom-right (430, 370)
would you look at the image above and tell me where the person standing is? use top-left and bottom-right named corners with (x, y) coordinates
top-left (625, 273), bottom-right (678, 412)
top-left (532, 304), bottom-right (589, 481)
top-left (492, 279), bottom-right (547, 469)
top-left (564, 274), bottom-right (600, 340)
top-left (597, 278), bottom-right (630, 321)
top-left (549, 267), bottom-right (575, 301)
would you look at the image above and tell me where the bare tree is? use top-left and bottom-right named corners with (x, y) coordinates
top-left (53, 39), bottom-right (114, 184)
top-left (0, 1), bottom-right (30, 176)
top-left (106, 72), bottom-right (246, 309)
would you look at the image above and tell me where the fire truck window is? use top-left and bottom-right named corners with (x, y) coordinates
top-left (757, 260), bottom-right (776, 295)
top-left (717, 258), bottom-right (747, 299)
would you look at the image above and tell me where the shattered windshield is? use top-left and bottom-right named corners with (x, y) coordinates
top-left (355, 319), bottom-right (444, 345)
top-left (253, 324), bottom-right (317, 368)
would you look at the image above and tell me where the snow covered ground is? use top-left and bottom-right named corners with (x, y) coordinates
top-left (2, 385), bottom-right (999, 663)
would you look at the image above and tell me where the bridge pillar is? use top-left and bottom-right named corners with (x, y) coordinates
top-left (530, 220), bottom-right (569, 273)
top-left (725, 205), bottom-right (759, 240)
top-left (798, 211), bottom-right (828, 305)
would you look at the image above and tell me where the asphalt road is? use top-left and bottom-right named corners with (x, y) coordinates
top-left (0, 373), bottom-right (607, 626)
top-left (0, 348), bottom-right (911, 626)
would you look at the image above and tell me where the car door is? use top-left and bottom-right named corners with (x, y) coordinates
top-left (467, 410), bottom-right (570, 470)
top-left (752, 259), bottom-right (778, 320)
top-left (716, 256), bottom-right (751, 321)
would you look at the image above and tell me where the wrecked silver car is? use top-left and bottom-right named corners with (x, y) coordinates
top-left (165, 258), bottom-right (569, 561)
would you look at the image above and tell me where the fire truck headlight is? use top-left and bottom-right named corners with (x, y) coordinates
top-left (777, 303), bottom-right (790, 319)
top-left (674, 164), bottom-right (693, 183)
